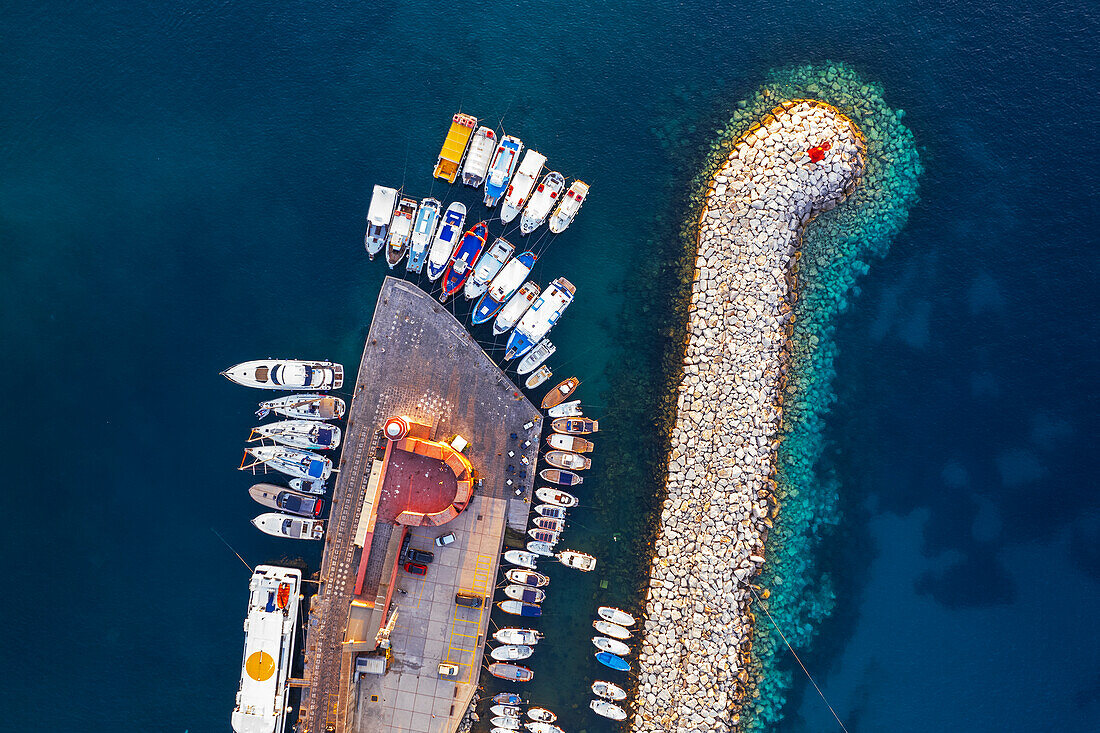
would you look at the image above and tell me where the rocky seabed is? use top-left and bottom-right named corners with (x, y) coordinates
top-left (631, 101), bottom-right (865, 733)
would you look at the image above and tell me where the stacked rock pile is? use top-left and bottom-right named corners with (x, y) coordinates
top-left (631, 100), bottom-right (865, 733)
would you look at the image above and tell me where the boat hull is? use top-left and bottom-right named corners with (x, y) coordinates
top-left (252, 420), bottom-right (341, 450)
top-left (524, 366), bottom-right (552, 390)
top-left (519, 172), bottom-right (565, 234)
top-left (490, 644), bottom-right (534, 661)
top-left (504, 585), bottom-right (545, 603)
top-left (546, 434), bottom-right (592, 453)
top-left (251, 512), bottom-right (324, 540)
top-left (248, 484), bottom-right (324, 518)
top-left (549, 180), bottom-right (589, 234)
top-left (557, 550), bottom-right (597, 571)
top-left (461, 126), bottom-right (496, 187)
top-left (592, 679), bottom-right (628, 701)
top-left (472, 250), bottom-right (536, 324)
top-left (534, 504), bottom-right (567, 518)
top-left (526, 540), bottom-right (556, 556)
top-left (598, 606), bottom-right (637, 627)
top-left (506, 277), bottom-right (575, 360)
top-left (594, 619), bottom-right (631, 640)
top-left (464, 238), bottom-right (513, 301)
top-left (504, 550), bottom-right (538, 569)
top-left (494, 627), bottom-right (542, 645)
top-left (540, 378), bottom-right (579, 409)
top-left (505, 569), bottom-right (549, 587)
top-left (516, 342), bottom-right (556, 375)
top-left (590, 700), bottom-right (627, 721)
top-left (595, 651), bottom-right (630, 672)
top-left (592, 635), bottom-right (630, 656)
top-left (407, 197), bottom-right (441, 274)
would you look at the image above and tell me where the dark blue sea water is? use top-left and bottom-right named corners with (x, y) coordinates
top-left (1, 1), bottom-right (1096, 731)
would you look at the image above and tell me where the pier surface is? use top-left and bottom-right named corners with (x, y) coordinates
top-left (632, 101), bottom-right (865, 733)
top-left (297, 277), bottom-right (541, 733)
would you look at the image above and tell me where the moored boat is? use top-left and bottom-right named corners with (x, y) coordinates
top-left (551, 417), bottom-right (599, 435)
top-left (248, 484), bottom-right (325, 518)
top-left (534, 503), bottom-right (567, 519)
top-left (484, 135), bottom-right (523, 206)
top-left (547, 433), bottom-right (593, 453)
top-left (242, 446), bottom-right (333, 482)
top-left (491, 716), bottom-right (522, 730)
top-left (426, 202), bottom-right (467, 281)
top-left (548, 180), bottom-right (589, 234)
top-left (557, 549), bottom-right (597, 571)
top-left (385, 197), bottom-right (418, 268)
top-left (504, 585), bottom-right (545, 603)
top-left (488, 662), bottom-right (534, 681)
top-left (532, 516), bottom-right (564, 532)
top-left (433, 112), bottom-right (477, 183)
top-left (591, 679), bottom-right (628, 701)
top-left (289, 477), bottom-right (325, 495)
top-left (464, 237), bottom-right (514, 300)
top-left (593, 619), bottom-right (631, 640)
top-left (505, 569), bottom-right (549, 587)
top-left (491, 704), bottom-right (522, 718)
top-left (598, 606), bottom-right (637, 627)
top-left (519, 171), bottom-right (565, 234)
top-left (494, 281), bottom-right (539, 335)
top-left (527, 707), bottom-right (557, 723)
top-left (535, 487), bottom-right (578, 507)
top-left (493, 692), bottom-right (524, 706)
top-left (251, 420), bottom-right (341, 450)
top-left (364, 185), bottom-right (398, 258)
top-left (500, 149), bottom-right (547, 223)
top-left (440, 221), bottom-right (489, 301)
top-left (546, 399), bottom-right (581, 418)
top-left (595, 651), bottom-right (630, 672)
top-left (461, 126), bottom-right (497, 187)
top-left (525, 724), bottom-right (565, 733)
top-left (539, 468), bottom-right (582, 486)
top-left (494, 627), bottom-right (542, 645)
top-left (526, 540), bottom-right (556, 556)
top-left (406, 197), bottom-right (441, 274)
top-left (222, 360), bottom-right (343, 391)
top-left (497, 600), bottom-right (542, 617)
top-left (504, 550), bottom-right (539, 569)
top-left (472, 250), bottom-right (538, 325)
top-left (544, 450), bottom-right (591, 471)
top-left (590, 699), bottom-right (628, 721)
top-left (592, 635), bottom-right (630, 656)
top-left (516, 341), bottom-right (556, 375)
top-left (251, 512), bottom-right (324, 540)
top-left (256, 394), bottom-right (345, 421)
top-left (490, 644), bottom-right (534, 661)
top-left (505, 277), bottom-right (576, 360)
top-left (540, 377), bottom-right (579, 409)
top-left (524, 365), bottom-right (552, 390)
top-left (527, 529), bottom-right (560, 545)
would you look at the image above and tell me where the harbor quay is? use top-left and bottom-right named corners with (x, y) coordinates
top-left (631, 101), bottom-right (865, 733)
top-left (295, 277), bottom-right (541, 733)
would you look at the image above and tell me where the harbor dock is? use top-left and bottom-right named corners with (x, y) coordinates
top-left (296, 277), bottom-right (541, 733)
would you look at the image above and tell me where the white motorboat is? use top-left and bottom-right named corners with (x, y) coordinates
top-left (500, 149), bottom-right (546, 223)
top-left (464, 237), bottom-right (514, 300)
top-left (490, 644), bottom-right (533, 661)
top-left (222, 360), bottom-right (343, 390)
top-left (242, 446), bottom-right (332, 482)
top-left (591, 679), bottom-right (628, 701)
top-left (504, 550), bottom-right (538, 570)
top-left (505, 277), bottom-right (575, 360)
top-left (593, 619), bottom-right (631, 640)
top-left (364, 185), bottom-right (398, 258)
top-left (385, 197), bottom-right (418, 268)
top-left (548, 180), bottom-right (589, 234)
top-left (256, 394), bottom-right (345, 421)
top-left (251, 512), bottom-right (324, 540)
top-left (484, 135), bottom-right (523, 206)
top-left (426, 202), bottom-right (467, 281)
top-left (493, 627), bottom-right (542, 645)
top-left (556, 550), bottom-right (597, 572)
top-left (547, 433), bottom-right (593, 453)
top-left (461, 126), bottom-right (496, 187)
top-left (505, 569), bottom-right (549, 587)
top-left (526, 540), bottom-right (556, 557)
top-left (472, 250), bottom-right (538, 325)
top-left (598, 606), bottom-right (637, 627)
top-left (497, 600), bottom-right (542, 618)
top-left (590, 699), bottom-right (627, 721)
top-left (248, 484), bottom-right (325, 518)
top-left (494, 281), bottom-right (540, 335)
top-left (490, 716), bottom-right (521, 730)
top-left (519, 171), bottom-right (565, 234)
top-left (504, 585), bottom-right (545, 603)
top-left (546, 399), bottom-right (581, 418)
top-left (592, 635), bottom-right (630, 656)
top-left (289, 477), bottom-right (326, 495)
top-left (525, 722), bottom-right (565, 733)
top-left (532, 517), bottom-right (565, 534)
top-left (524, 365), bottom-right (552, 389)
top-left (534, 503), bottom-right (567, 519)
top-left (406, 197), bottom-right (441, 274)
top-left (535, 487), bottom-right (578, 507)
top-left (516, 341), bottom-right (556, 375)
top-left (250, 420), bottom-right (341, 450)
top-left (491, 704), bottom-right (522, 718)
top-left (526, 707), bottom-right (557, 723)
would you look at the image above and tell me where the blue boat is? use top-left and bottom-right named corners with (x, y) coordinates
top-left (595, 651), bottom-right (630, 672)
top-left (426, 202), bottom-right (466, 281)
top-left (498, 600), bottom-right (542, 617)
top-left (492, 692), bottom-right (524, 706)
top-left (406, 197), bottom-right (440, 274)
top-left (440, 221), bottom-right (488, 303)
top-left (483, 135), bottom-right (523, 207)
top-left (470, 250), bottom-right (538, 325)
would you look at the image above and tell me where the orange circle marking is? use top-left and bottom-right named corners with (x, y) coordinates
top-left (246, 650), bottom-right (276, 681)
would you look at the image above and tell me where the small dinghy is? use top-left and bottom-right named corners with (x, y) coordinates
top-left (289, 477), bottom-right (325, 495)
top-left (534, 504), bottom-right (567, 519)
top-left (494, 627), bottom-right (542, 645)
top-left (364, 184), bottom-right (398, 257)
top-left (504, 585), bottom-right (545, 604)
top-left (493, 692), bottom-right (524, 706)
top-left (546, 400), bottom-right (582, 418)
top-left (248, 484), bottom-right (325, 518)
top-left (242, 446), bottom-right (332, 482)
top-left (465, 237), bottom-right (514, 300)
top-left (494, 282), bottom-right (539, 335)
top-left (598, 606), bottom-right (637, 627)
top-left (595, 651), bottom-right (630, 672)
top-left (551, 417), bottom-right (599, 435)
top-left (592, 635), bottom-right (630, 656)
top-left (590, 699), bottom-right (627, 721)
top-left (406, 196), bottom-right (441, 274)
top-left (256, 394), bottom-right (345, 421)
top-left (490, 644), bottom-right (534, 661)
top-left (500, 149), bottom-right (547, 223)
top-left (251, 512), bottom-right (324, 540)
top-left (526, 540), bottom-right (556, 556)
top-left (541, 377), bottom-right (579, 409)
top-left (535, 488), bottom-right (578, 507)
top-left (505, 569), bottom-right (549, 587)
top-left (539, 468), bottom-right (582, 486)
top-left (594, 619), bottom-right (631, 640)
top-left (484, 134), bottom-right (523, 206)
top-left (549, 180), bottom-right (589, 234)
top-left (488, 662), bottom-right (534, 682)
top-left (527, 707), bottom-right (557, 723)
top-left (490, 716), bottom-right (521, 730)
top-left (426, 201), bottom-right (466, 281)
top-left (525, 724), bottom-right (565, 733)
top-left (557, 550), bottom-right (597, 572)
top-left (520, 171), bottom-right (565, 235)
top-left (222, 360), bottom-right (343, 391)
top-left (532, 516), bottom-right (564, 532)
top-left (591, 679), bottom-right (627, 701)
top-left (440, 221), bottom-right (489, 302)
top-left (491, 704), bottom-right (522, 718)
top-left (250, 420), bottom-right (341, 450)
top-left (527, 530), bottom-right (559, 546)
top-left (504, 550), bottom-right (538, 570)
top-left (498, 600), bottom-right (542, 617)
top-left (385, 197), bottom-right (418, 268)
top-left (547, 433), bottom-right (593, 453)
top-left (524, 365), bottom-right (552, 390)
top-left (516, 341), bottom-right (556, 375)
top-left (544, 450), bottom-right (590, 471)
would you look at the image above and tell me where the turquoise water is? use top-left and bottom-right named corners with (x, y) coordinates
top-left (2, 1), bottom-right (1097, 731)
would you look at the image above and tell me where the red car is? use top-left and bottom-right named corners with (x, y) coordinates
top-left (403, 562), bottom-right (427, 576)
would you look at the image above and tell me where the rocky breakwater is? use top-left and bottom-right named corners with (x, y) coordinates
top-left (632, 100), bottom-right (865, 733)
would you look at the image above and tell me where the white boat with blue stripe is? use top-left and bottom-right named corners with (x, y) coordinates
top-left (471, 250), bottom-right (537, 323)
top-left (504, 277), bottom-right (575, 360)
top-left (484, 135), bottom-right (523, 207)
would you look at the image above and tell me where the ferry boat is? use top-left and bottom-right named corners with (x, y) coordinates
top-left (539, 468), bottom-right (582, 486)
top-left (493, 281), bottom-right (539, 335)
top-left (426, 202), bottom-right (466, 281)
top-left (516, 341), bottom-right (556, 375)
top-left (593, 619), bottom-right (631, 639)
top-left (592, 635), bottom-right (630, 656)
top-left (256, 394), bottom-right (344, 421)
top-left (433, 112), bottom-right (477, 183)
top-left (231, 565), bottom-right (301, 733)
top-left (406, 197), bottom-right (441, 274)
top-left (532, 516), bottom-right (564, 532)
top-left (504, 585), bottom-right (545, 604)
top-left (440, 221), bottom-right (489, 302)
top-left (547, 434), bottom-right (593, 453)
top-left (598, 606), bottom-right (637, 626)
top-left (504, 549), bottom-right (539, 569)
top-left (242, 446), bottom-right (333, 482)
top-left (222, 360), bottom-right (343, 391)
top-left (548, 180), bottom-right (589, 234)
top-left (557, 550), bottom-right (597, 571)
top-left (461, 126), bottom-right (496, 187)
top-left (488, 662), bottom-right (534, 682)
top-left (500, 149), bottom-right (547, 223)
top-left (595, 651), bottom-right (630, 672)
top-left (551, 416), bottom-right (599, 435)
top-left (590, 700), bottom-right (627, 721)
top-left (505, 569), bottom-right (549, 588)
top-left (547, 400), bottom-right (581, 418)
top-left (545, 450), bottom-right (590, 471)
top-left (484, 135), bottom-right (523, 206)
top-left (491, 643), bottom-right (534, 661)
top-left (251, 512), bottom-right (324, 540)
top-left (527, 708), bottom-right (557, 723)
top-left (494, 627), bottom-right (543, 644)
top-left (535, 487), bottom-right (578, 507)
top-left (464, 237), bottom-right (513, 301)
top-left (505, 277), bottom-right (575, 359)
top-left (248, 484), bottom-right (325, 518)
top-left (385, 197), bottom-right (418, 268)
top-left (251, 420), bottom-right (341, 450)
top-left (541, 377), bottom-right (578, 409)
top-left (498, 600), bottom-right (542, 618)
top-left (364, 185), bottom-right (398, 258)
top-left (534, 503), bottom-right (567, 519)
top-left (519, 172), bottom-right (565, 234)
top-left (472, 250), bottom-right (537, 325)
top-left (525, 366), bottom-right (552, 390)
top-left (591, 679), bottom-right (628, 701)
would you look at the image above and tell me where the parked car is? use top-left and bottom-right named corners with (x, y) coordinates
top-left (435, 532), bottom-right (457, 547)
top-left (455, 592), bottom-right (484, 608)
top-left (403, 562), bottom-right (427, 576)
top-left (405, 547), bottom-right (435, 564)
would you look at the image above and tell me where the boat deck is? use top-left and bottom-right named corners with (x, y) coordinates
top-left (296, 277), bottom-right (542, 733)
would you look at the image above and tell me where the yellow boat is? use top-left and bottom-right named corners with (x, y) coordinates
top-left (434, 112), bottom-right (477, 183)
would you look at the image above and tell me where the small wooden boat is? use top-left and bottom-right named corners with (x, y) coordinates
top-left (527, 529), bottom-right (560, 545)
top-left (535, 488), bottom-right (578, 507)
top-left (598, 606), bottom-right (637, 627)
top-left (594, 620), bottom-right (631, 640)
top-left (541, 377), bottom-right (579, 409)
top-left (539, 468), bottom-right (582, 486)
top-left (526, 540), bottom-right (556, 557)
top-left (491, 704), bottom-right (522, 718)
top-left (556, 550), bottom-right (597, 572)
top-left (546, 400), bottom-right (582, 418)
top-left (526, 707), bottom-right (557, 723)
top-left (498, 600), bottom-right (542, 618)
top-left (524, 365), bottom-right (552, 390)
top-left (222, 359), bottom-right (343, 391)
top-left (490, 715), bottom-right (521, 730)
top-left (547, 434), bottom-right (593, 453)
top-left (504, 585), bottom-right (545, 603)
top-left (534, 503), bottom-right (567, 519)
top-left (591, 679), bottom-right (627, 701)
top-left (590, 699), bottom-right (627, 721)
top-left (595, 651), bottom-right (630, 672)
top-left (490, 644), bottom-right (533, 661)
top-left (544, 450), bottom-right (590, 471)
top-left (551, 417), bottom-right (599, 435)
top-left (592, 635), bottom-right (630, 656)
top-left (504, 550), bottom-right (538, 570)
top-left (251, 512), bottom-right (324, 540)
top-left (256, 394), bottom-right (345, 421)
top-left (505, 569), bottom-right (549, 587)
top-left (492, 692), bottom-right (524, 706)
top-left (250, 420), bottom-right (341, 450)
top-left (532, 516), bottom-right (564, 532)
top-left (494, 627), bottom-right (542, 645)
top-left (488, 662), bottom-right (534, 682)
